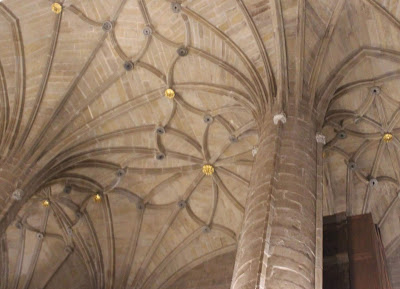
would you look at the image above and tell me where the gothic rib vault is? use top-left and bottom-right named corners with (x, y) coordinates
top-left (0, 0), bottom-right (399, 289)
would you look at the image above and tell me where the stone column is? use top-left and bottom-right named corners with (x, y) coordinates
top-left (231, 108), bottom-right (319, 289)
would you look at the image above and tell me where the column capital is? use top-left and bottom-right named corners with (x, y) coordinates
top-left (315, 133), bottom-right (326, 144)
top-left (273, 113), bottom-right (287, 125)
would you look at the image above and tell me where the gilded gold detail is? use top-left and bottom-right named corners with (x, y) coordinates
top-left (164, 88), bottom-right (175, 99)
top-left (51, 3), bottom-right (63, 14)
top-left (202, 164), bottom-right (214, 176)
top-left (42, 200), bottom-right (50, 207)
top-left (383, 133), bottom-right (393, 143)
top-left (94, 193), bottom-right (102, 202)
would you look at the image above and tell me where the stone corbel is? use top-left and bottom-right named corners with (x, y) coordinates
top-left (315, 133), bottom-right (326, 145)
top-left (273, 113), bottom-right (287, 125)
top-left (12, 189), bottom-right (24, 201)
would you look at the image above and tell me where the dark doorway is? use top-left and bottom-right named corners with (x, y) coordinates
top-left (323, 213), bottom-right (392, 289)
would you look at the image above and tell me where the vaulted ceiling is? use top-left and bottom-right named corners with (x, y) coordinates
top-left (0, 0), bottom-right (399, 289)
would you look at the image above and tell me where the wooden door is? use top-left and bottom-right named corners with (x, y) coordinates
top-left (323, 213), bottom-right (392, 289)
top-left (348, 214), bottom-right (392, 289)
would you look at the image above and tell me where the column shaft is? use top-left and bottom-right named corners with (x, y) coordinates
top-left (231, 113), bottom-right (318, 289)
